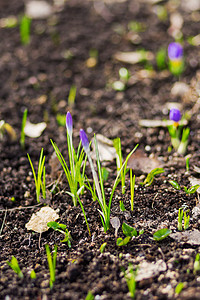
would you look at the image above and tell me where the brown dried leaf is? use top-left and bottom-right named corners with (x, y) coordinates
top-left (136, 260), bottom-right (167, 282)
top-left (91, 134), bottom-right (116, 162)
top-left (170, 230), bottom-right (200, 245)
top-left (25, 206), bottom-right (59, 233)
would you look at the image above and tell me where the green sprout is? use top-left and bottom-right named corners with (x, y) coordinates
top-left (194, 253), bottom-right (200, 274)
top-left (56, 114), bottom-right (66, 127)
top-left (185, 156), bottom-right (190, 172)
top-left (80, 129), bottom-right (138, 232)
top-left (20, 108), bottom-right (28, 150)
top-left (130, 169), bottom-right (135, 211)
top-left (47, 221), bottom-right (72, 248)
top-left (68, 85), bottom-right (77, 107)
top-left (20, 15), bottom-right (31, 45)
top-left (178, 208), bottom-right (190, 231)
top-left (119, 200), bottom-right (126, 211)
top-left (113, 137), bottom-right (125, 194)
top-left (153, 228), bottom-right (171, 241)
top-left (45, 244), bottom-right (58, 289)
top-left (184, 184), bottom-right (200, 195)
top-left (122, 222), bottom-right (137, 238)
top-left (85, 291), bottom-right (94, 300)
top-left (156, 48), bottom-right (167, 70)
top-left (169, 180), bottom-right (181, 190)
top-left (141, 168), bottom-right (164, 187)
top-left (27, 148), bottom-right (46, 203)
top-left (175, 282), bottom-right (184, 294)
top-left (30, 269), bottom-right (36, 279)
top-left (119, 67), bottom-right (130, 83)
top-left (124, 264), bottom-right (137, 299)
top-left (7, 256), bottom-right (24, 279)
top-left (99, 242), bottom-right (107, 253)
top-left (117, 236), bottom-right (131, 246)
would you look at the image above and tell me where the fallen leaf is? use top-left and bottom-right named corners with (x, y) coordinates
top-left (25, 207), bottom-right (59, 233)
top-left (91, 134), bottom-right (117, 162)
top-left (114, 50), bottom-right (154, 64)
top-left (127, 149), bottom-right (162, 174)
top-left (139, 119), bottom-right (188, 127)
top-left (181, 0), bottom-right (200, 11)
top-left (24, 121), bottom-right (46, 138)
top-left (25, 1), bottom-right (53, 19)
top-left (110, 217), bottom-right (120, 237)
top-left (171, 82), bottom-right (190, 97)
top-left (170, 230), bottom-right (200, 245)
top-left (136, 260), bottom-right (167, 282)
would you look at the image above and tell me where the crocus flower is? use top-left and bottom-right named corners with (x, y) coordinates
top-left (169, 108), bottom-right (181, 123)
top-left (80, 129), bottom-right (89, 152)
top-left (66, 111), bottom-right (73, 136)
top-left (168, 42), bottom-right (183, 61)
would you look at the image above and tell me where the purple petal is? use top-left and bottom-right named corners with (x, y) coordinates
top-left (168, 43), bottom-right (183, 60)
top-left (169, 108), bottom-right (181, 122)
top-left (66, 111), bottom-right (73, 135)
top-left (80, 129), bottom-right (89, 151)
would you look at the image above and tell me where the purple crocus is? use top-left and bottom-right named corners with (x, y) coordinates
top-left (168, 42), bottom-right (183, 61)
top-left (169, 108), bottom-right (181, 123)
top-left (66, 111), bottom-right (73, 136)
top-left (80, 129), bottom-right (89, 152)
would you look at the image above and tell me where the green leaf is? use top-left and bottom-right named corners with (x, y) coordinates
top-left (99, 242), bottom-right (107, 253)
top-left (101, 167), bottom-right (109, 182)
top-left (153, 228), bottom-right (171, 241)
top-left (119, 200), bottom-right (126, 211)
top-left (169, 180), bottom-right (181, 190)
top-left (47, 221), bottom-right (67, 231)
top-left (142, 168), bottom-right (164, 187)
top-left (185, 184), bottom-right (200, 195)
top-left (116, 236), bottom-right (131, 246)
top-left (175, 282), bottom-right (184, 294)
top-left (122, 222), bottom-right (137, 237)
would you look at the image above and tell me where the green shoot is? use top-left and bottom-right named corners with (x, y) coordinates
top-left (178, 208), bottom-right (183, 231)
top-left (184, 184), bottom-right (200, 195)
top-left (116, 236), bottom-right (131, 246)
top-left (184, 210), bottom-right (190, 230)
top-left (119, 67), bottom-right (130, 83)
top-left (185, 156), bottom-right (190, 172)
top-left (7, 256), bottom-right (24, 279)
top-left (0, 120), bottom-right (17, 141)
top-left (120, 200), bottom-right (126, 211)
top-left (45, 244), bottom-right (58, 289)
top-left (175, 282), bottom-right (184, 294)
top-left (85, 291), bottom-right (94, 300)
top-left (141, 168), bottom-right (164, 187)
top-left (30, 269), bottom-right (36, 279)
top-left (113, 137), bottom-right (125, 194)
top-left (68, 85), bottom-right (77, 107)
top-left (169, 180), bottom-right (181, 190)
top-left (194, 253), bottom-right (200, 274)
top-left (124, 264), bottom-right (137, 299)
top-left (20, 108), bottom-right (28, 150)
top-left (20, 15), bottom-right (31, 45)
top-left (56, 114), bottom-right (66, 127)
top-left (47, 221), bottom-right (72, 248)
top-left (130, 169), bottom-right (135, 211)
top-left (27, 148), bottom-right (46, 203)
top-left (156, 48), bottom-right (167, 70)
top-left (153, 228), bottom-right (171, 241)
top-left (99, 242), bottom-right (107, 253)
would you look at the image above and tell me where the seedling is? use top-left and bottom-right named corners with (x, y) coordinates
top-left (99, 242), bottom-right (107, 253)
top-left (119, 67), bottom-right (130, 83)
top-left (113, 137), bottom-right (125, 194)
top-left (117, 236), bottom-right (131, 246)
top-left (156, 48), bottom-right (167, 70)
top-left (27, 148), bottom-right (46, 203)
top-left (56, 114), bottom-right (66, 127)
top-left (168, 108), bottom-right (190, 155)
top-left (168, 42), bottom-right (184, 76)
top-left (178, 208), bottom-right (190, 231)
top-left (130, 169), bottom-right (135, 211)
top-left (0, 120), bottom-right (17, 141)
top-left (122, 222), bottom-right (137, 238)
top-left (141, 168), bottom-right (164, 187)
top-left (120, 200), bottom-right (126, 211)
top-left (153, 228), bottom-right (171, 241)
top-left (184, 184), bottom-right (200, 195)
top-left (124, 264), bottom-right (137, 299)
top-left (85, 291), bottom-right (94, 300)
top-left (30, 269), bottom-right (36, 279)
top-left (68, 85), bottom-right (77, 107)
top-left (7, 256), bottom-right (23, 279)
top-left (169, 180), bottom-right (181, 190)
top-left (194, 253), bottom-right (200, 274)
top-left (185, 156), bottom-right (190, 172)
top-left (80, 129), bottom-right (138, 232)
top-left (20, 108), bottom-right (28, 150)
top-left (45, 244), bottom-right (58, 289)
top-left (47, 221), bottom-right (72, 248)
top-left (20, 15), bottom-right (31, 45)
top-left (175, 282), bottom-right (184, 294)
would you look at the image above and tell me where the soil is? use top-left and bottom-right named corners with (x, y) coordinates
top-left (1, 0), bottom-right (200, 299)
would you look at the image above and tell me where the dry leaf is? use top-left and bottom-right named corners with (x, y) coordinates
top-left (171, 82), bottom-right (190, 97)
top-left (139, 119), bottom-right (188, 127)
top-left (25, 207), bottom-right (59, 233)
top-left (91, 134), bottom-right (116, 162)
top-left (24, 121), bottom-right (46, 138)
top-left (114, 51), bottom-right (154, 64)
top-left (127, 149), bottom-right (162, 174)
top-left (170, 230), bottom-right (200, 245)
top-left (136, 260), bottom-right (167, 282)
top-left (25, 1), bottom-right (53, 19)
top-left (110, 217), bottom-right (120, 237)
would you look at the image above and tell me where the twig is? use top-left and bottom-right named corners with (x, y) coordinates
top-left (0, 203), bottom-right (42, 212)
top-left (0, 208), bottom-right (7, 236)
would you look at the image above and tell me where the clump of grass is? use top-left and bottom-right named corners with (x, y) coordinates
top-left (27, 148), bottom-right (46, 203)
top-left (45, 244), bottom-right (58, 289)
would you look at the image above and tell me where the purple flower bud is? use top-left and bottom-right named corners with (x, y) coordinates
top-left (80, 129), bottom-right (89, 151)
top-left (169, 108), bottom-right (181, 122)
top-left (168, 42), bottom-right (183, 60)
top-left (66, 111), bottom-right (73, 135)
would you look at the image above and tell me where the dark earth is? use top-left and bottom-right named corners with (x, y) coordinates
top-left (1, 0), bottom-right (200, 299)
